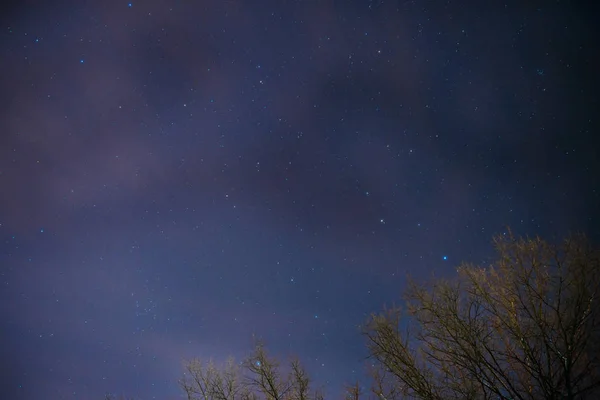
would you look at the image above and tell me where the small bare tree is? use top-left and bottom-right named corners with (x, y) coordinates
top-left (364, 231), bottom-right (600, 400)
top-left (180, 343), bottom-right (324, 400)
top-left (243, 343), bottom-right (292, 400)
top-left (180, 356), bottom-right (250, 400)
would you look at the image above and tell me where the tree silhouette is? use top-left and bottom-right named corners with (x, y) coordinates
top-left (106, 231), bottom-right (600, 399)
top-left (179, 343), bottom-right (324, 400)
top-left (365, 231), bottom-right (600, 399)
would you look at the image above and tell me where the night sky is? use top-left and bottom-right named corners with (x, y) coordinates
top-left (1, 1), bottom-right (599, 399)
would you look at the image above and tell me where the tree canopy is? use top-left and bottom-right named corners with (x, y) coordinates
top-left (365, 231), bottom-right (600, 400)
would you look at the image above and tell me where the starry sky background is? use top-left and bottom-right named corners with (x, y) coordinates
top-left (1, 0), bottom-right (599, 399)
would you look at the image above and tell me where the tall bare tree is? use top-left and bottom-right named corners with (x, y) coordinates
top-left (364, 231), bottom-right (600, 400)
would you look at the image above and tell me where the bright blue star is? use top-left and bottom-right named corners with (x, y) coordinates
top-left (80, 59), bottom-right (84, 63)
top-left (128, 2), bottom-right (132, 7)
top-left (442, 255), bottom-right (448, 260)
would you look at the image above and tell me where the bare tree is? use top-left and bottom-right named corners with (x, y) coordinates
top-left (289, 357), bottom-right (311, 400)
top-left (364, 231), bottom-right (600, 400)
top-left (243, 343), bottom-right (292, 400)
top-left (179, 343), bottom-right (324, 400)
top-left (180, 356), bottom-right (249, 400)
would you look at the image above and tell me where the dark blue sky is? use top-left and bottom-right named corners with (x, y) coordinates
top-left (1, 1), bottom-right (598, 399)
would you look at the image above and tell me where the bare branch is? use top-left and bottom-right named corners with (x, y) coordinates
top-left (364, 231), bottom-right (600, 400)
top-left (243, 343), bottom-right (291, 400)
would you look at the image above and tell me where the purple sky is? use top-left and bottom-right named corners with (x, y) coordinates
top-left (1, 1), bottom-right (598, 399)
